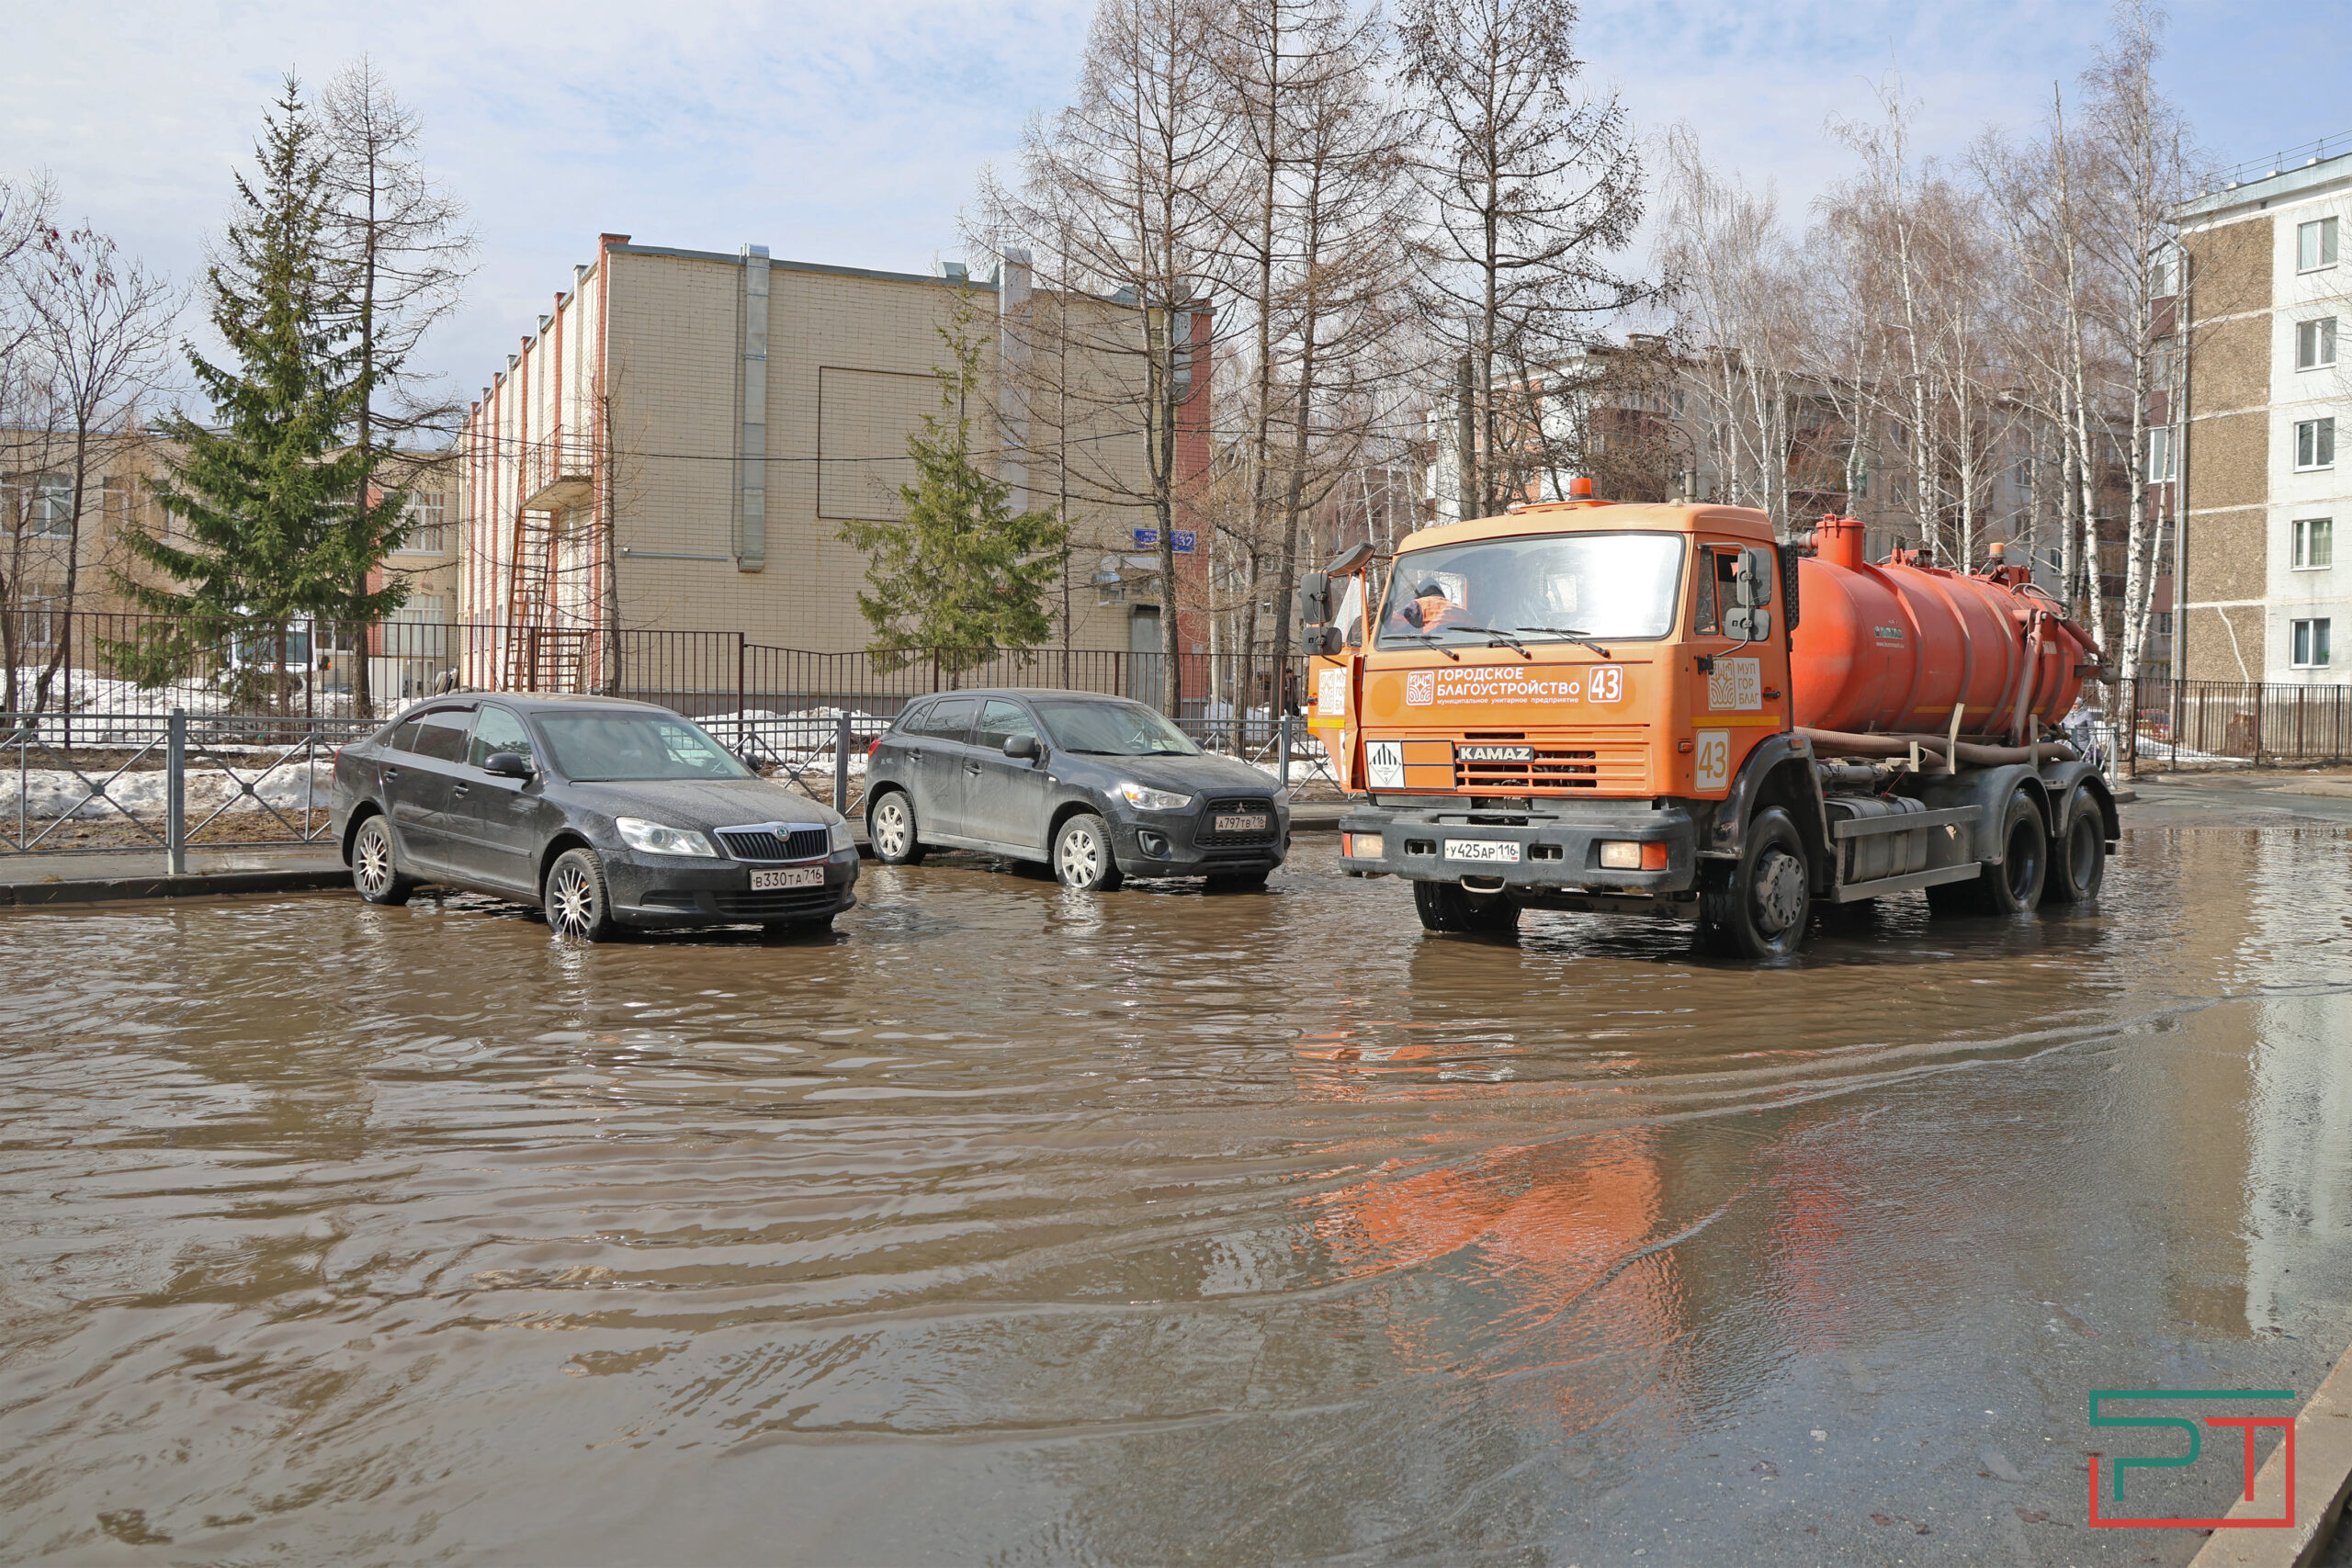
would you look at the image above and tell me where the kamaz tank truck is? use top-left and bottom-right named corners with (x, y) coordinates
top-left (1298, 488), bottom-right (2119, 959)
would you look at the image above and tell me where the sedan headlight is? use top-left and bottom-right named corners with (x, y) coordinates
top-left (1116, 781), bottom-right (1194, 812)
top-left (828, 819), bottom-right (854, 852)
top-left (615, 817), bottom-right (717, 857)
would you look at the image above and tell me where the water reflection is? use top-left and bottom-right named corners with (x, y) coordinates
top-left (1, 825), bottom-right (2349, 1562)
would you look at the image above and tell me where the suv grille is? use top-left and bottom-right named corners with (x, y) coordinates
top-left (718, 826), bottom-right (829, 861)
top-left (1195, 796), bottom-right (1279, 847)
top-left (714, 886), bottom-right (839, 919)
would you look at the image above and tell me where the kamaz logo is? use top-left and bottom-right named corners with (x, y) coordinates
top-left (1459, 745), bottom-right (1533, 762)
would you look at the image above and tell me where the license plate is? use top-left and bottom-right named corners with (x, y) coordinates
top-left (1215, 813), bottom-right (1270, 834)
top-left (1443, 839), bottom-right (1521, 863)
top-left (751, 865), bottom-right (825, 891)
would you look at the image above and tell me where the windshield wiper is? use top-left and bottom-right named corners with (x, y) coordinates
top-left (1516, 626), bottom-right (1613, 659)
top-left (1440, 624), bottom-right (1533, 658)
top-left (1395, 632), bottom-right (1463, 662)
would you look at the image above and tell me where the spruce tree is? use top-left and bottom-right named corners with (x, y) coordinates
top-left (837, 291), bottom-right (1069, 681)
top-left (113, 74), bottom-right (409, 711)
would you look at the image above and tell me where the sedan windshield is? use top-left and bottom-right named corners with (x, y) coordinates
top-left (1376, 531), bottom-right (1686, 647)
top-left (537, 712), bottom-right (753, 782)
top-left (1032, 699), bottom-right (1199, 756)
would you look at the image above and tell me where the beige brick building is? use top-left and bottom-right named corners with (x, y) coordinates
top-left (2173, 152), bottom-right (2352, 682)
top-left (458, 237), bottom-right (1188, 691)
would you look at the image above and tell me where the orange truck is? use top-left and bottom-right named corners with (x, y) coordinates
top-left (1300, 490), bottom-right (2120, 958)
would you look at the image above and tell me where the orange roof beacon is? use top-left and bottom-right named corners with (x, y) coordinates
top-left (1300, 497), bottom-right (2117, 958)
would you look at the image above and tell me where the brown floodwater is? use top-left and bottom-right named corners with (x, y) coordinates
top-left (5, 795), bottom-right (2352, 1564)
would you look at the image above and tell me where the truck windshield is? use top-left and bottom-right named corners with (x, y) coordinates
top-left (1375, 532), bottom-right (1686, 647)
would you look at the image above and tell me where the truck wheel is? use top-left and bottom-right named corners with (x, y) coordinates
top-left (1700, 806), bottom-right (1811, 960)
top-left (1413, 879), bottom-right (1521, 935)
top-left (1054, 813), bottom-right (1125, 891)
top-left (867, 790), bottom-right (926, 865)
top-left (2042, 784), bottom-right (2107, 905)
top-left (1934, 788), bottom-right (2048, 916)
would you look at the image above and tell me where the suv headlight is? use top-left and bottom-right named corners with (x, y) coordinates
top-left (1116, 781), bottom-right (1194, 812)
top-left (615, 817), bottom-right (717, 857)
top-left (1270, 786), bottom-right (1291, 807)
top-left (828, 819), bottom-right (854, 852)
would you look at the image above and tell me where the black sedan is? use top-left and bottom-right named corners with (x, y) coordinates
top-left (329, 694), bottom-right (859, 939)
top-left (863, 688), bottom-right (1288, 890)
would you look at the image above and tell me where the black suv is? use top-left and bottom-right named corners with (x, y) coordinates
top-left (864, 688), bottom-right (1289, 890)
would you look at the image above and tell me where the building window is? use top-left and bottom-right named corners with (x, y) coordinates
top-left (2290, 617), bottom-right (2332, 669)
top-left (17, 476), bottom-right (75, 537)
top-left (2298, 217), bottom-right (2339, 273)
top-left (2146, 426), bottom-right (2175, 482)
top-left (2299, 318), bottom-right (2338, 371)
top-left (2293, 517), bottom-right (2334, 570)
top-left (398, 491), bottom-right (447, 555)
top-left (2154, 611), bottom-right (2174, 636)
top-left (2296, 417), bottom-right (2336, 471)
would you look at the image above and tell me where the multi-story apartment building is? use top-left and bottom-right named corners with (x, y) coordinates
top-left (458, 236), bottom-right (1206, 691)
top-left (2172, 149), bottom-right (2351, 682)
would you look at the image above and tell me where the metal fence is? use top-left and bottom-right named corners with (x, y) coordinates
top-left (4, 710), bottom-right (374, 859)
top-left (2119, 679), bottom-right (2352, 775)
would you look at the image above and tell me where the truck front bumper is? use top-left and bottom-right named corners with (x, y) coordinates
top-left (1337, 799), bottom-right (1702, 904)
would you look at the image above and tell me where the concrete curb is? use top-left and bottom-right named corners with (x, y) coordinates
top-left (0, 867), bottom-right (350, 907)
top-left (2188, 1334), bottom-right (2352, 1568)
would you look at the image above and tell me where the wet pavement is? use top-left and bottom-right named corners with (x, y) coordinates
top-left (3, 787), bottom-right (2350, 1565)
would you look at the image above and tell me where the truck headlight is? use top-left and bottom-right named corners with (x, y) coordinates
top-left (829, 819), bottom-right (855, 852)
top-left (1600, 840), bottom-right (1665, 870)
top-left (616, 817), bottom-right (717, 857)
top-left (1344, 831), bottom-right (1384, 859)
top-left (1116, 781), bottom-right (1193, 812)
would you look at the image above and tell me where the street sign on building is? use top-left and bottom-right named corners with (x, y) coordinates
top-left (1131, 528), bottom-right (1197, 553)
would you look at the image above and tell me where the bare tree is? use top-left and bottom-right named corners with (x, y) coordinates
top-left (8, 222), bottom-right (175, 714)
top-left (982, 0), bottom-right (1229, 713)
top-left (322, 56), bottom-right (477, 716)
top-left (2077, 1), bottom-right (2195, 679)
top-left (1398, 0), bottom-right (1647, 522)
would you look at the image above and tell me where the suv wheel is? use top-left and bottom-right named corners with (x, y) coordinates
top-left (1054, 813), bottom-right (1124, 891)
top-left (869, 790), bottom-right (926, 865)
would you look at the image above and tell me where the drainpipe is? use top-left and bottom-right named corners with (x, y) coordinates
top-left (738, 244), bottom-right (769, 572)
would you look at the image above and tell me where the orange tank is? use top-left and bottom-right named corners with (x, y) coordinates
top-left (1791, 515), bottom-right (2098, 743)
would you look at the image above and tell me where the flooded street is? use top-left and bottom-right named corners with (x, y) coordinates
top-left (5, 794), bottom-right (2352, 1565)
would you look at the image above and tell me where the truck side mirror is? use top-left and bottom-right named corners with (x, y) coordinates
top-left (1724, 606), bottom-right (1772, 641)
top-left (1297, 570), bottom-right (1331, 631)
top-left (1315, 624), bottom-right (1343, 656)
top-left (1734, 547), bottom-right (1775, 608)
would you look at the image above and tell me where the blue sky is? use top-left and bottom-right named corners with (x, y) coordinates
top-left (4, 0), bottom-right (2345, 421)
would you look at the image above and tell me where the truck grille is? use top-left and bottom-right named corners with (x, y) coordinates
top-left (1194, 797), bottom-right (1279, 847)
top-left (1456, 740), bottom-right (1647, 794)
top-left (717, 826), bottom-right (829, 861)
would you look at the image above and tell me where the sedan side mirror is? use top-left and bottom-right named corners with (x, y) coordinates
top-left (484, 751), bottom-right (535, 779)
top-left (1003, 733), bottom-right (1041, 761)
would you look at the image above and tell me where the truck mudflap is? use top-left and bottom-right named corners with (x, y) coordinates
top-left (1336, 799), bottom-right (1702, 901)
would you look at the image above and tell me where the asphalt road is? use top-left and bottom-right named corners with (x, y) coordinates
top-left (1, 779), bottom-right (2348, 1564)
